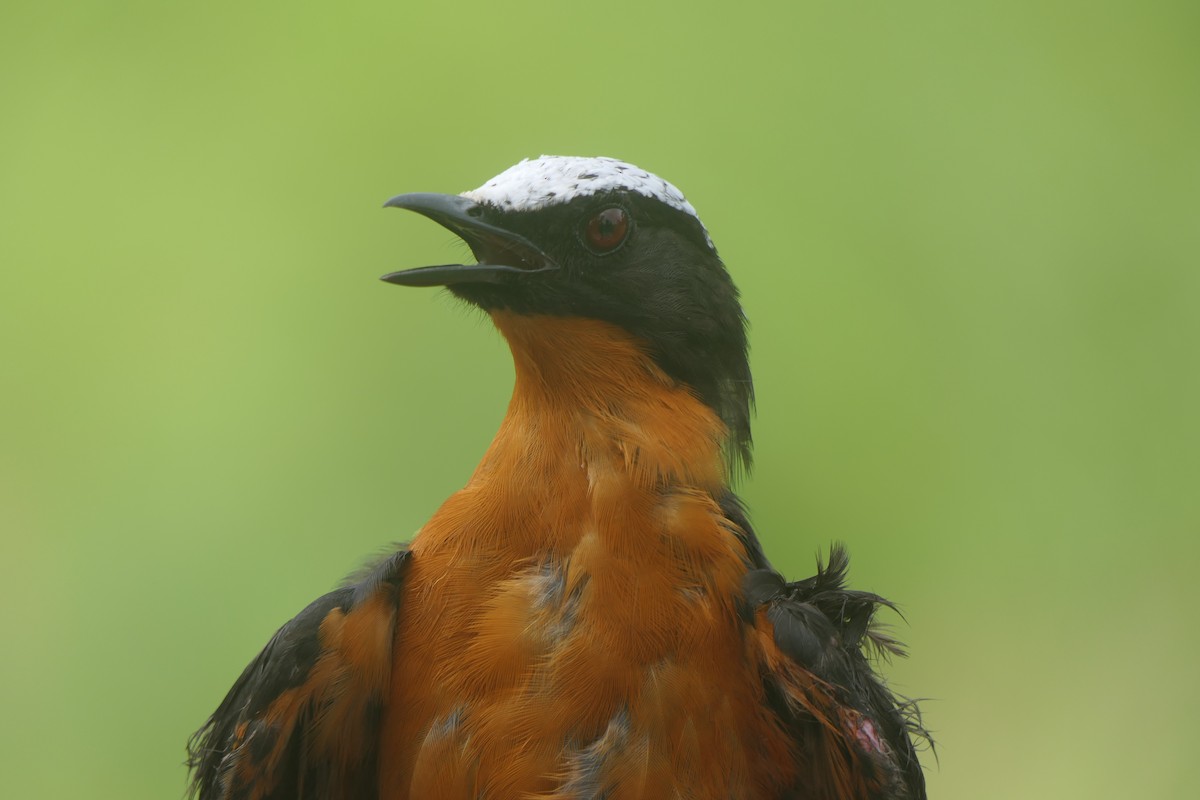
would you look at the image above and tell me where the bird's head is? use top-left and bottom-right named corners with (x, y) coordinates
top-left (383, 155), bottom-right (753, 472)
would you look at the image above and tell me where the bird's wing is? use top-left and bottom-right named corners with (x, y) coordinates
top-left (721, 494), bottom-right (930, 800)
top-left (187, 549), bottom-right (411, 800)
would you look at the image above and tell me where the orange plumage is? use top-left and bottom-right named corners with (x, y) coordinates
top-left (382, 315), bottom-right (795, 800)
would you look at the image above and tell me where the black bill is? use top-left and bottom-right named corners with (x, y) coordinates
top-left (381, 193), bottom-right (558, 287)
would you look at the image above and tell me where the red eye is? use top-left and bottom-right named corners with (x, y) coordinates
top-left (583, 207), bottom-right (630, 254)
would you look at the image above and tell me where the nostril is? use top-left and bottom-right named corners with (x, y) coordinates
top-left (466, 205), bottom-right (484, 218)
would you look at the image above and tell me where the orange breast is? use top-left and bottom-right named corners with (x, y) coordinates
top-left (377, 315), bottom-right (796, 800)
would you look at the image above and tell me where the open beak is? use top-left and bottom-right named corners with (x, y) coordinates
top-left (380, 193), bottom-right (558, 287)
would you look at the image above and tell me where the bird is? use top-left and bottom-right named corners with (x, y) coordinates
top-left (186, 155), bottom-right (929, 800)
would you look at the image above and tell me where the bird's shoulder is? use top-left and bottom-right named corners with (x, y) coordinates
top-left (187, 548), bottom-right (411, 800)
top-left (720, 493), bottom-right (930, 799)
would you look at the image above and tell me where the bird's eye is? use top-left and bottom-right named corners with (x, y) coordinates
top-left (582, 207), bottom-right (630, 254)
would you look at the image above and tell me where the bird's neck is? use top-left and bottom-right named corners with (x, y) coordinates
top-left (413, 312), bottom-right (729, 557)
top-left (489, 311), bottom-right (728, 488)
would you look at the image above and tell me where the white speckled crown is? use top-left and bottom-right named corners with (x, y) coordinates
top-left (461, 155), bottom-right (712, 247)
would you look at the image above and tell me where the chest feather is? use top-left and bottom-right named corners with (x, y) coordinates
top-left (383, 481), bottom-right (789, 800)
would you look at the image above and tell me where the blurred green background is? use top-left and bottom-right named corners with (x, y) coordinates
top-left (2, 1), bottom-right (1197, 797)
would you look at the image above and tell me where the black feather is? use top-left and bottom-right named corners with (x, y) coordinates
top-left (186, 548), bottom-right (411, 800)
top-left (728, 501), bottom-right (929, 800)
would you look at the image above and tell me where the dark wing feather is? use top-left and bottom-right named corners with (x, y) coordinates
top-left (724, 494), bottom-right (929, 799)
top-left (187, 549), bottom-right (411, 800)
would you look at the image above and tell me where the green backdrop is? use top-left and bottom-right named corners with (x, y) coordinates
top-left (2, 1), bottom-right (1197, 797)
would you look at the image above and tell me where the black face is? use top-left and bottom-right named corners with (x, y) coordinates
top-left (383, 189), bottom-right (754, 471)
